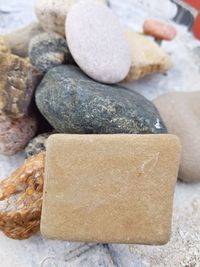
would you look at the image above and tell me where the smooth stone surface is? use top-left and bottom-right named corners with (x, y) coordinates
top-left (29, 32), bottom-right (71, 72)
top-left (154, 91), bottom-right (200, 183)
top-left (124, 30), bottom-right (172, 81)
top-left (35, 65), bottom-right (167, 134)
top-left (143, 19), bottom-right (177, 41)
top-left (66, 0), bottom-right (131, 84)
top-left (41, 134), bottom-right (181, 244)
top-left (0, 53), bottom-right (42, 119)
top-left (0, 115), bottom-right (37, 156)
top-left (35, 0), bottom-right (108, 36)
top-left (25, 132), bottom-right (52, 158)
top-left (2, 22), bottom-right (44, 57)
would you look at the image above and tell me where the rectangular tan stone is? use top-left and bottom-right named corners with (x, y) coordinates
top-left (41, 134), bottom-right (181, 245)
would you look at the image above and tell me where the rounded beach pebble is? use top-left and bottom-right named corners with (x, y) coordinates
top-left (29, 32), bottom-right (71, 72)
top-left (143, 19), bottom-right (177, 41)
top-left (35, 65), bottom-right (167, 134)
top-left (0, 115), bottom-right (37, 156)
top-left (35, 0), bottom-right (108, 36)
top-left (154, 91), bottom-right (200, 183)
top-left (66, 0), bottom-right (131, 84)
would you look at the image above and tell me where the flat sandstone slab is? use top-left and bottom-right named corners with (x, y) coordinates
top-left (41, 134), bottom-right (181, 244)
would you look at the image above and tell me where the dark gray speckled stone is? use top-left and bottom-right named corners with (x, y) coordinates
top-left (35, 65), bottom-right (167, 134)
top-left (29, 32), bottom-right (72, 72)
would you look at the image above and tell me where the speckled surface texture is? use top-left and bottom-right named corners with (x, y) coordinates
top-left (25, 132), bottom-right (52, 158)
top-left (36, 65), bottom-right (167, 134)
top-left (29, 32), bottom-right (71, 72)
top-left (0, 0), bottom-right (200, 266)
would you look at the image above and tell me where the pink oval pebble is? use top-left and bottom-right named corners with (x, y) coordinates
top-left (143, 19), bottom-right (177, 41)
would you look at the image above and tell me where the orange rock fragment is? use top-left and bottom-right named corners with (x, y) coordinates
top-left (0, 152), bottom-right (45, 240)
top-left (143, 19), bottom-right (177, 41)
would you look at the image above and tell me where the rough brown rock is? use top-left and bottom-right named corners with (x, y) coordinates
top-left (2, 22), bottom-right (44, 57)
top-left (0, 53), bottom-right (42, 119)
top-left (0, 37), bottom-right (10, 53)
top-left (41, 134), bottom-right (181, 244)
top-left (124, 30), bottom-right (172, 81)
top-left (0, 114), bottom-right (38, 156)
top-left (154, 91), bottom-right (200, 183)
top-left (0, 152), bottom-right (45, 240)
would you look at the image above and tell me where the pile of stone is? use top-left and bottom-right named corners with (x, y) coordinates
top-left (0, 0), bottom-right (198, 242)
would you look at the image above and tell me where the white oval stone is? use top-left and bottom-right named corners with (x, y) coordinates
top-left (35, 0), bottom-right (108, 36)
top-left (66, 0), bottom-right (131, 84)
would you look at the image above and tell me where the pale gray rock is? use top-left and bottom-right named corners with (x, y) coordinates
top-left (0, 115), bottom-right (37, 156)
top-left (66, 0), bottom-right (131, 84)
top-left (154, 91), bottom-right (200, 183)
top-left (35, 0), bottom-right (108, 36)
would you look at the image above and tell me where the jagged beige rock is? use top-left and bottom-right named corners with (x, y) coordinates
top-left (124, 30), bottom-right (172, 81)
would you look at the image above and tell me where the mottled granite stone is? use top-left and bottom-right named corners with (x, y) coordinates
top-left (35, 65), bottom-right (167, 134)
top-left (25, 132), bottom-right (52, 158)
top-left (29, 32), bottom-right (72, 72)
top-left (0, 115), bottom-right (37, 156)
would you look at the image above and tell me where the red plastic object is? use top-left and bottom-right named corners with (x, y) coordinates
top-left (183, 0), bottom-right (200, 10)
top-left (183, 0), bottom-right (200, 39)
top-left (192, 13), bottom-right (200, 39)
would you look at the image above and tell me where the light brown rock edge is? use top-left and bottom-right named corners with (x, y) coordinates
top-left (124, 30), bottom-right (172, 81)
top-left (41, 134), bottom-right (181, 244)
top-left (2, 22), bottom-right (44, 57)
